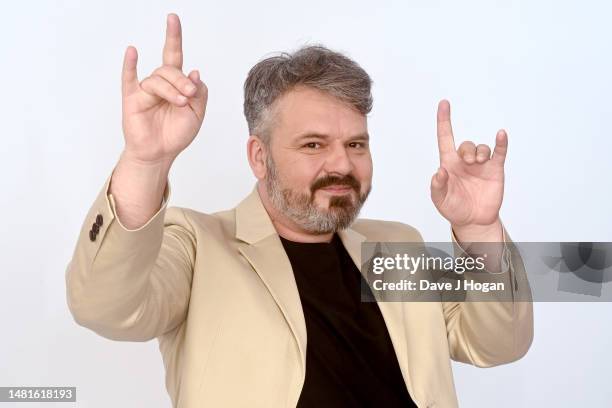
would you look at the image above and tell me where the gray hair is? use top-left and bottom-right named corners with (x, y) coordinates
top-left (243, 44), bottom-right (373, 144)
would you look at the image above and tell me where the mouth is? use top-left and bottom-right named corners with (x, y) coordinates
top-left (320, 185), bottom-right (354, 194)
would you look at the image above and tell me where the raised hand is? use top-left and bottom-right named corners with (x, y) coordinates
top-left (121, 13), bottom-right (207, 165)
top-left (430, 100), bottom-right (506, 241)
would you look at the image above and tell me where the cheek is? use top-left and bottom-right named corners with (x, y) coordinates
top-left (288, 157), bottom-right (325, 183)
top-left (352, 156), bottom-right (373, 183)
top-left (281, 161), bottom-right (321, 192)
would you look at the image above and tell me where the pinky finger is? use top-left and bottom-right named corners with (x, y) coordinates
top-left (188, 69), bottom-right (200, 84)
top-left (492, 129), bottom-right (508, 166)
top-left (185, 69), bottom-right (208, 120)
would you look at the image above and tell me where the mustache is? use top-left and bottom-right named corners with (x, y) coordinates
top-left (310, 174), bottom-right (361, 194)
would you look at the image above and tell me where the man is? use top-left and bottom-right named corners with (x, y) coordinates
top-left (65, 13), bottom-right (533, 408)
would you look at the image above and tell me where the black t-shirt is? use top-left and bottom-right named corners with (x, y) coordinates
top-left (280, 233), bottom-right (417, 408)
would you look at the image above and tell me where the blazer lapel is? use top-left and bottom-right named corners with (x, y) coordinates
top-left (235, 186), bottom-right (307, 375)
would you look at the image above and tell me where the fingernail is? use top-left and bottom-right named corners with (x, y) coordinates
top-left (177, 95), bottom-right (187, 104)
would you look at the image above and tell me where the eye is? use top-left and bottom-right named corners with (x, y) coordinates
top-left (349, 141), bottom-right (367, 149)
top-left (304, 142), bottom-right (321, 149)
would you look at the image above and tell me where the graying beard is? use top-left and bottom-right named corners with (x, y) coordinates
top-left (265, 154), bottom-right (365, 234)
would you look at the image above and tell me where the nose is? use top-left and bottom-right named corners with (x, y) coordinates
top-left (324, 143), bottom-right (353, 176)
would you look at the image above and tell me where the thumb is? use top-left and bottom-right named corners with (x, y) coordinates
top-left (430, 167), bottom-right (449, 207)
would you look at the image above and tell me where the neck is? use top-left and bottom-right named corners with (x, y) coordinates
top-left (256, 182), bottom-right (334, 243)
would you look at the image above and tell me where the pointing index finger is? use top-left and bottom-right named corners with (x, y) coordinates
top-left (163, 13), bottom-right (183, 69)
top-left (436, 99), bottom-right (456, 158)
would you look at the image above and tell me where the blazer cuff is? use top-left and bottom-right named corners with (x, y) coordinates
top-left (105, 169), bottom-right (171, 233)
top-left (449, 222), bottom-right (516, 298)
top-left (450, 221), bottom-right (511, 275)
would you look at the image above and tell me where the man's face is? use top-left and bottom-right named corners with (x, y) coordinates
top-left (263, 86), bottom-right (373, 234)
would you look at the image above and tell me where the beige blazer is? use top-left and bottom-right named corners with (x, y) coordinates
top-left (65, 170), bottom-right (533, 408)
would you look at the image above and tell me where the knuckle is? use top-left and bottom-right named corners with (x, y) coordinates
top-left (152, 74), bottom-right (169, 84)
top-left (155, 65), bottom-right (181, 80)
top-left (168, 49), bottom-right (183, 58)
top-left (139, 76), bottom-right (153, 88)
top-left (178, 76), bottom-right (192, 87)
top-left (459, 141), bottom-right (474, 150)
top-left (152, 66), bottom-right (167, 77)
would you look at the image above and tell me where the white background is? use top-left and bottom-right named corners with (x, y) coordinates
top-left (1, 0), bottom-right (611, 406)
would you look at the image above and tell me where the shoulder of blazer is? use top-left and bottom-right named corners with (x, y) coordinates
top-left (350, 218), bottom-right (424, 243)
top-left (166, 206), bottom-right (237, 241)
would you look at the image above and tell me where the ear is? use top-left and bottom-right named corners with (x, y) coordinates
top-left (246, 135), bottom-right (267, 180)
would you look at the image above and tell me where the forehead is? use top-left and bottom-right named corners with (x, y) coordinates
top-left (270, 86), bottom-right (367, 140)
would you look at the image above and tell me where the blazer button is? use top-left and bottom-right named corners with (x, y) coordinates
top-left (92, 223), bottom-right (100, 234)
top-left (89, 229), bottom-right (97, 242)
top-left (95, 214), bottom-right (104, 227)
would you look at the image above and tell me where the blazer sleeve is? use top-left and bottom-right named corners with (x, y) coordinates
top-left (442, 223), bottom-right (534, 367)
top-left (65, 168), bottom-right (196, 342)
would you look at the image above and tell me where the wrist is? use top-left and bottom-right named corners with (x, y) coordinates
top-left (452, 218), bottom-right (503, 243)
top-left (110, 151), bottom-right (172, 209)
top-left (120, 149), bottom-right (175, 171)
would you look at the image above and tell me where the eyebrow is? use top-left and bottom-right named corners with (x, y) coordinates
top-left (294, 132), bottom-right (370, 142)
